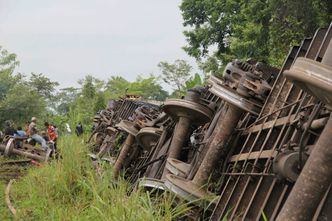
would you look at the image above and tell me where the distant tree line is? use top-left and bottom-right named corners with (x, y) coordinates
top-left (0, 46), bottom-right (201, 130)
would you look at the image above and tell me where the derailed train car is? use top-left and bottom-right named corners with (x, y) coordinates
top-left (90, 23), bottom-right (332, 221)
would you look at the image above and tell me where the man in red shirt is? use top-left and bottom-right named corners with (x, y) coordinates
top-left (44, 122), bottom-right (58, 150)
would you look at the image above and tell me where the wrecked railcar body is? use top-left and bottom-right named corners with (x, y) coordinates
top-left (90, 24), bottom-right (332, 221)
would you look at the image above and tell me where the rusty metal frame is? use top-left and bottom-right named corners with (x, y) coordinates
top-left (210, 24), bottom-right (332, 221)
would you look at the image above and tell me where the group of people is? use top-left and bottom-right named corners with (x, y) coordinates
top-left (3, 117), bottom-right (58, 152)
top-left (2, 118), bottom-right (85, 152)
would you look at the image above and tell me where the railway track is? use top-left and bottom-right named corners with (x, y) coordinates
top-left (0, 158), bottom-right (34, 217)
top-left (0, 158), bottom-right (31, 183)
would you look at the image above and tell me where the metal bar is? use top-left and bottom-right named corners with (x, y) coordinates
top-left (212, 131), bottom-right (257, 217)
top-left (276, 28), bottom-right (332, 221)
top-left (167, 117), bottom-right (191, 159)
top-left (247, 94), bottom-right (306, 220)
top-left (258, 45), bottom-right (300, 119)
top-left (316, 23), bottom-right (332, 61)
top-left (144, 129), bottom-right (167, 177)
top-left (229, 38), bottom-right (312, 220)
top-left (193, 104), bottom-right (244, 186)
top-left (248, 26), bottom-right (330, 220)
top-left (312, 185), bottom-right (331, 220)
top-left (244, 113), bottom-right (299, 135)
top-left (254, 178), bottom-right (277, 221)
top-left (270, 186), bottom-right (289, 220)
top-left (276, 116), bottom-right (332, 221)
top-left (244, 33), bottom-right (323, 220)
top-left (229, 79), bottom-right (297, 219)
top-left (221, 172), bottom-right (275, 176)
top-left (188, 105), bottom-right (224, 180)
top-left (228, 149), bottom-right (277, 162)
top-left (113, 134), bottom-right (136, 178)
top-left (306, 28), bottom-right (328, 59)
top-left (211, 71), bottom-right (289, 218)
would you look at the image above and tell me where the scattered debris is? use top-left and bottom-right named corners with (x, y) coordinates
top-left (0, 136), bottom-right (53, 162)
top-left (5, 179), bottom-right (16, 217)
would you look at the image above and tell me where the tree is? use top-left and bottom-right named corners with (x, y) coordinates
top-left (158, 60), bottom-right (192, 92)
top-left (105, 76), bottom-right (130, 99)
top-left (68, 75), bottom-right (101, 125)
top-left (267, 0), bottom-right (332, 64)
top-left (94, 93), bottom-right (106, 113)
top-left (28, 73), bottom-right (59, 99)
top-left (0, 46), bottom-right (48, 127)
top-left (129, 75), bottom-right (168, 101)
top-left (54, 87), bottom-right (79, 114)
top-left (170, 73), bottom-right (203, 97)
top-left (198, 55), bottom-right (223, 77)
top-left (80, 75), bottom-right (97, 99)
top-left (184, 73), bottom-right (203, 90)
top-left (0, 46), bottom-right (21, 101)
top-left (105, 75), bottom-right (169, 101)
top-left (180, 0), bottom-right (332, 68)
top-left (0, 84), bottom-right (46, 126)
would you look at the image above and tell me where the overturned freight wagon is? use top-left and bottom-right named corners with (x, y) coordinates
top-left (90, 23), bottom-right (332, 221)
top-left (208, 23), bottom-right (332, 221)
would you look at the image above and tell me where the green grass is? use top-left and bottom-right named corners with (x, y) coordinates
top-left (0, 135), bottom-right (190, 221)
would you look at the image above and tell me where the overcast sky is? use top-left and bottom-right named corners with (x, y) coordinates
top-left (0, 0), bottom-right (196, 89)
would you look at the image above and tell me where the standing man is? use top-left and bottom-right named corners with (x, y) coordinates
top-left (29, 117), bottom-right (49, 151)
top-left (45, 122), bottom-right (58, 150)
top-left (75, 122), bottom-right (84, 136)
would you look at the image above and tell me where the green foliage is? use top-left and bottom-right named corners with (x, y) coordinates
top-left (28, 73), bottom-right (59, 99)
top-left (0, 45), bottom-right (186, 131)
top-left (171, 73), bottom-right (203, 97)
top-left (261, 209), bottom-right (268, 221)
top-left (60, 73), bottom-right (169, 129)
top-left (80, 75), bottom-right (98, 99)
top-left (0, 46), bottom-right (20, 101)
top-left (185, 73), bottom-right (202, 89)
top-left (94, 93), bottom-right (106, 113)
top-left (0, 84), bottom-right (46, 126)
top-left (198, 55), bottom-right (223, 76)
top-left (129, 75), bottom-right (168, 101)
top-left (0, 47), bottom-right (56, 128)
top-left (2, 135), bottom-right (190, 220)
top-left (105, 76), bottom-right (129, 99)
top-left (158, 59), bottom-right (192, 91)
top-left (68, 76), bottom-right (102, 126)
top-left (0, 46), bottom-right (172, 130)
top-left (267, 0), bottom-right (332, 65)
top-left (54, 87), bottom-right (79, 115)
top-left (105, 74), bottom-right (168, 101)
top-left (180, 0), bottom-right (332, 70)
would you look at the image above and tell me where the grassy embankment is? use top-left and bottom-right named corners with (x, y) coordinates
top-left (0, 135), bottom-right (190, 220)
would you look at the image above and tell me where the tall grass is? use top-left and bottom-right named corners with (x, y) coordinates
top-left (3, 135), bottom-right (189, 220)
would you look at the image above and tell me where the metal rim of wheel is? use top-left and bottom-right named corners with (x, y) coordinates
top-left (163, 99), bottom-right (214, 125)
